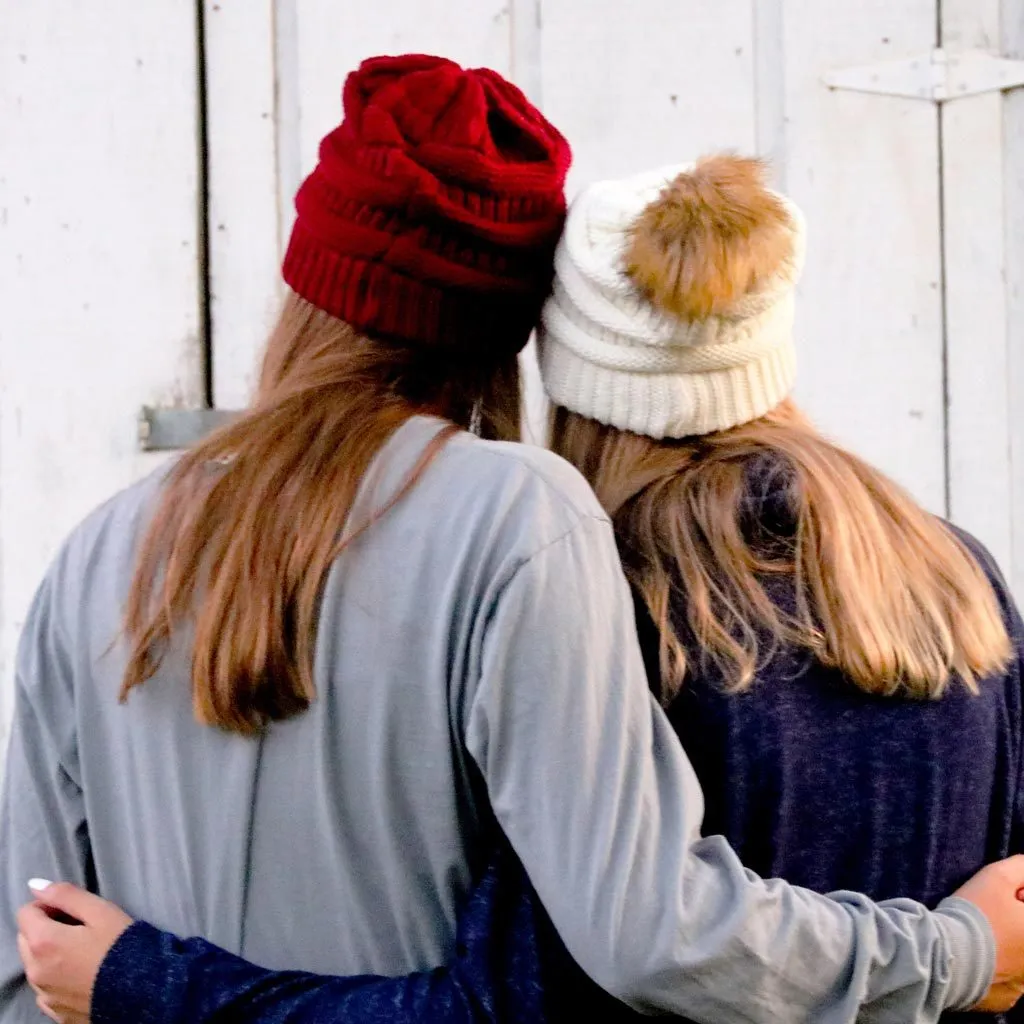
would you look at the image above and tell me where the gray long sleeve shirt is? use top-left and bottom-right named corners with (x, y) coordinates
top-left (0, 415), bottom-right (994, 1021)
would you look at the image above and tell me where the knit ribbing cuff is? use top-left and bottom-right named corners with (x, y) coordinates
top-left (933, 895), bottom-right (996, 1012)
top-left (539, 328), bottom-right (796, 438)
top-left (92, 921), bottom-right (175, 1024)
top-left (283, 220), bottom-right (541, 357)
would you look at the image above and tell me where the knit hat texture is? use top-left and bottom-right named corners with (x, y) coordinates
top-left (283, 54), bottom-right (571, 356)
top-left (538, 156), bottom-right (805, 438)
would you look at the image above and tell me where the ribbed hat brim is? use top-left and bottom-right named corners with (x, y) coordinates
top-left (539, 328), bottom-right (797, 439)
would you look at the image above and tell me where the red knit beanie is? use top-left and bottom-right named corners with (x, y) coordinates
top-left (282, 54), bottom-right (572, 356)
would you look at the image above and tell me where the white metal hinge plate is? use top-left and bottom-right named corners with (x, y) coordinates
top-left (824, 48), bottom-right (1024, 101)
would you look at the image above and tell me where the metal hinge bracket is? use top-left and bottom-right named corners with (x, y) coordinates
top-left (138, 407), bottom-right (241, 451)
top-left (824, 48), bottom-right (1024, 102)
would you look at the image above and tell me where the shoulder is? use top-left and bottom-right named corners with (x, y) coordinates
top-left (445, 432), bottom-right (608, 521)
top-left (936, 522), bottom-right (1024, 695)
top-left (943, 521), bottom-right (1001, 573)
top-left (379, 418), bottom-right (611, 555)
top-left (39, 463), bottom-right (173, 612)
top-left (13, 465), bottom-right (171, 714)
top-left (941, 521), bottom-right (1015, 612)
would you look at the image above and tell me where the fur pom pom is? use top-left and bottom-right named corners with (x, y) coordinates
top-left (625, 155), bottom-right (794, 320)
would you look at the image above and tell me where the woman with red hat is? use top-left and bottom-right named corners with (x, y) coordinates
top-left (7, 58), bottom-right (1024, 1024)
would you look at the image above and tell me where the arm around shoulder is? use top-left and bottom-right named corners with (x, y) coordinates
top-left (466, 512), bottom-right (994, 1021)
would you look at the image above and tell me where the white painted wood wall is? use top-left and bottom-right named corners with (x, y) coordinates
top-left (2, 0), bottom-right (1023, 752)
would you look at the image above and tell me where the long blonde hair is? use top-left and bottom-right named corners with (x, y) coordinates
top-left (122, 292), bottom-right (521, 734)
top-left (551, 400), bottom-right (1011, 704)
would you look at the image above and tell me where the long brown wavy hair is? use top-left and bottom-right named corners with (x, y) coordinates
top-left (551, 400), bottom-right (1012, 704)
top-left (122, 291), bottom-right (521, 734)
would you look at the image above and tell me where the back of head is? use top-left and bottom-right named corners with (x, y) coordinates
top-left (542, 155), bottom-right (1010, 702)
top-left (123, 54), bottom-right (571, 734)
top-left (283, 53), bottom-right (570, 356)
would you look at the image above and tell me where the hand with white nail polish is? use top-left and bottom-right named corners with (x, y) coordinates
top-left (17, 880), bottom-right (133, 1024)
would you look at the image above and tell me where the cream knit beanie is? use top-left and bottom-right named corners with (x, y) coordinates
top-left (537, 156), bottom-right (806, 438)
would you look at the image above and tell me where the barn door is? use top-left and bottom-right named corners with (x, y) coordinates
top-left (5, 0), bottom-right (1023, 750)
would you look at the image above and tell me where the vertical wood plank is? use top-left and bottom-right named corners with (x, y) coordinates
top-left (1002, 0), bottom-right (1024, 597)
top-left (0, 4), bottom-right (203, 749)
top-left (942, 0), bottom-right (1013, 575)
top-left (510, 0), bottom-right (546, 441)
top-left (781, 0), bottom-right (946, 513)
top-left (289, 2), bottom-right (514, 190)
top-left (274, 0), bottom-right (303, 250)
top-left (205, 0), bottom-right (281, 410)
top-left (510, 0), bottom-right (543, 105)
top-left (539, 0), bottom-right (757, 196)
top-left (754, 0), bottom-right (788, 182)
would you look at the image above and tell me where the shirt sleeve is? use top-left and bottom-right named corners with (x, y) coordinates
top-left (90, 924), bottom-right (486, 1024)
top-left (465, 512), bottom-right (994, 1021)
top-left (1004, 614), bottom-right (1024, 862)
top-left (0, 571), bottom-right (94, 1018)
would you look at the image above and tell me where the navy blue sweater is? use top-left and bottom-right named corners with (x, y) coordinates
top-left (92, 522), bottom-right (1024, 1023)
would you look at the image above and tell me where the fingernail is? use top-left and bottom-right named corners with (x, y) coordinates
top-left (27, 878), bottom-right (53, 893)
